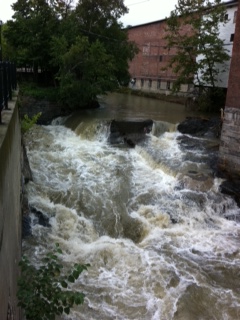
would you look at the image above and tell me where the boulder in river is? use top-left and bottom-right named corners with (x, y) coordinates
top-left (108, 119), bottom-right (153, 147)
top-left (177, 116), bottom-right (222, 137)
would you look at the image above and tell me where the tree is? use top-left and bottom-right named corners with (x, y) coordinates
top-left (51, 35), bottom-right (118, 108)
top-left (165, 0), bottom-right (230, 92)
top-left (49, 0), bottom-right (138, 106)
top-left (4, 0), bottom-right (138, 107)
top-left (4, 0), bottom-right (59, 81)
top-left (72, 0), bottom-right (138, 85)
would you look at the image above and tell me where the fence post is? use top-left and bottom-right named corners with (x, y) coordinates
top-left (3, 62), bottom-right (9, 110)
top-left (0, 61), bottom-right (17, 123)
top-left (12, 63), bottom-right (17, 90)
top-left (7, 62), bottom-right (12, 101)
top-left (0, 61), bottom-right (3, 124)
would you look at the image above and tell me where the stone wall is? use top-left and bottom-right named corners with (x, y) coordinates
top-left (219, 108), bottom-right (240, 177)
top-left (18, 95), bottom-right (66, 125)
top-left (0, 97), bottom-right (22, 319)
top-left (219, 1), bottom-right (240, 178)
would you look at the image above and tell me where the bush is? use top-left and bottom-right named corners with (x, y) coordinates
top-left (21, 112), bottom-right (42, 134)
top-left (17, 244), bottom-right (89, 320)
top-left (19, 82), bottom-right (60, 102)
top-left (198, 87), bottom-right (226, 113)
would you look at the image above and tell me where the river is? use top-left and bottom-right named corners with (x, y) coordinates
top-left (23, 92), bottom-right (240, 320)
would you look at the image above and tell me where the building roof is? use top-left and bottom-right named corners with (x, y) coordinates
top-left (126, 0), bottom-right (239, 30)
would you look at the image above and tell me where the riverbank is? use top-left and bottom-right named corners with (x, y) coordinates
top-left (117, 87), bottom-right (187, 105)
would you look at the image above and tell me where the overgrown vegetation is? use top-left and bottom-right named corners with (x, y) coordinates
top-left (164, 0), bottom-right (229, 111)
top-left (21, 112), bottom-right (42, 134)
top-left (19, 83), bottom-right (60, 102)
top-left (17, 243), bottom-right (89, 320)
top-left (3, 0), bottom-right (138, 109)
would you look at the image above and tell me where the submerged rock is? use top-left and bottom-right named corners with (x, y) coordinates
top-left (22, 141), bottom-right (33, 183)
top-left (219, 179), bottom-right (240, 208)
top-left (22, 216), bottom-right (32, 238)
top-left (109, 119), bottom-right (153, 147)
top-left (177, 116), bottom-right (221, 137)
top-left (31, 207), bottom-right (51, 227)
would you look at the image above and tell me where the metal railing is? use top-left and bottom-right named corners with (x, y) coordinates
top-left (0, 61), bottom-right (17, 124)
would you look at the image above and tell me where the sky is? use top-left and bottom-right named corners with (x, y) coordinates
top-left (0, 0), bottom-right (179, 25)
top-left (121, 0), bottom-right (179, 26)
top-left (0, 0), bottom-right (231, 26)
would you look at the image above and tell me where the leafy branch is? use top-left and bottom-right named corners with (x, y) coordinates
top-left (21, 112), bottom-right (42, 134)
top-left (17, 243), bottom-right (90, 320)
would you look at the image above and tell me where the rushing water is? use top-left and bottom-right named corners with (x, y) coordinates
top-left (23, 93), bottom-right (240, 320)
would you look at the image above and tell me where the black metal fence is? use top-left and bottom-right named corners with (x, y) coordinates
top-left (0, 61), bottom-right (17, 124)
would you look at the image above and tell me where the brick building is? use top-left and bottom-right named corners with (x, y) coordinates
top-left (219, 0), bottom-right (240, 177)
top-left (127, 0), bottom-right (238, 95)
top-left (127, 18), bottom-right (192, 95)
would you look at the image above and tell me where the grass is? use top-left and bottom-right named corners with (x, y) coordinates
top-left (19, 82), bottom-right (60, 102)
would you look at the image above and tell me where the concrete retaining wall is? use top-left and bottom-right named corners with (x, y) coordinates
top-left (0, 96), bottom-right (22, 319)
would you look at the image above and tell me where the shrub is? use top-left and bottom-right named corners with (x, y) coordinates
top-left (21, 112), bottom-right (42, 134)
top-left (17, 243), bottom-right (89, 320)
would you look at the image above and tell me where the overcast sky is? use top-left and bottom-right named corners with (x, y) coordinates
top-left (0, 0), bottom-right (231, 26)
top-left (0, 0), bottom-right (179, 24)
top-left (122, 0), bottom-right (179, 26)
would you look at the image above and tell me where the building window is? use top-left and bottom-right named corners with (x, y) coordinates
top-left (141, 79), bottom-right (144, 87)
top-left (143, 44), bottom-right (150, 56)
top-left (159, 55), bottom-right (163, 62)
top-left (233, 11), bottom-right (237, 23)
top-left (167, 81), bottom-right (171, 90)
top-left (230, 33), bottom-right (235, 42)
top-left (148, 79), bottom-right (152, 88)
top-left (157, 79), bottom-right (161, 89)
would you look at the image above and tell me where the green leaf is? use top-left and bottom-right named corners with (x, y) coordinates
top-left (58, 306), bottom-right (63, 314)
top-left (68, 275), bottom-right (75, 283)
top-left (64, 307), bottom-right (70, 315)
top-left (72, 270), bottom-right (80, 279)
top-left (61, 281), bottom-right (68, 288)
top-left (17, 243), bottom-right (88, 319)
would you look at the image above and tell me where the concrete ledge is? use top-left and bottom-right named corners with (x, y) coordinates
top-left (0, 94), bottom-right (22, 320)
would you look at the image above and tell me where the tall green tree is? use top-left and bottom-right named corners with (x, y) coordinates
top-left (51, 35), bottom-right (117, 108)
top-left (165, 0), bottom-right (230, 92)
top-left (49, 0), bottom-right (138, 106)
top-left (4, 0), bottom-right (138, 107)
top-left (73, 0), bottom-right (138, 85)
top-left (4, 0), bottom-right (59, 79)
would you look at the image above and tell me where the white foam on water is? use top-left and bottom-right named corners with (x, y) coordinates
top-left (23, 121), bottom-right (240, 320)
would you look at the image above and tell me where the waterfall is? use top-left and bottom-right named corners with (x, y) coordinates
top-left (23, 101), bottom-right (240, 320)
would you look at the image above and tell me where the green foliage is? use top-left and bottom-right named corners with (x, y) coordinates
top-left (55, 36), bottom-right (118, 108)
top-left (197, 87), bottom-right (226, 112)
top-left (19, 82), bottom-right (60, 101)
top-left (21, 112), bottom-right (42, 134)
top-left (4, 0), bottom-right (59, 77)
top-left (17, 243), bottom-right (89, 320)
top-left (165, 0), bottom-right (230, 92)
top-left (3, 0), bottom-right (138, 107)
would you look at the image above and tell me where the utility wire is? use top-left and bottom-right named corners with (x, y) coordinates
top-left (126, 0), bottom-right (150, 7)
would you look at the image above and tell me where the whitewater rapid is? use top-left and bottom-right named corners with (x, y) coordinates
top-left (23, 116), bottom-right (240, 320)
